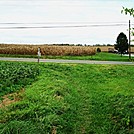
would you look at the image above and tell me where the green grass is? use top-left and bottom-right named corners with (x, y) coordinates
top-left (0, 52), bottom-right (134, 61)
top-left (0, 54), bottom-right (39, 58)
top-left (44, 52), bottom-right (134, 61)
top-left (0, 62), bottom-right (134, 133)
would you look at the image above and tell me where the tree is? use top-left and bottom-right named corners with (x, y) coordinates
top-left (121, 7), bottom-right (134, 39)
top-left (121, 7), bottom-right (134, 17)
top-left (121, 7), bottom-right (134, 60)
top-left (115, 32), bottom-right (128, 56)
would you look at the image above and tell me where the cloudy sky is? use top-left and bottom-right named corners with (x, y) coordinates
top-left (0, 0), bottom-right (134, 45)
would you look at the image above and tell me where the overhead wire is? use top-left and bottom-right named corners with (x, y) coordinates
top-left (0, 22), bottom-right (133, 29)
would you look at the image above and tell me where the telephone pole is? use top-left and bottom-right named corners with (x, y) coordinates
top-left (129, 20), bottom-right (131, 60)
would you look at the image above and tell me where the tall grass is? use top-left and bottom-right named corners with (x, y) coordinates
top-left (0, 62), bottom-right (134, 133)
top-left (0, 44), bottom-right (96, 56)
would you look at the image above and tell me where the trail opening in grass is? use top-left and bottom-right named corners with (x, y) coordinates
top-left (0, 89), bottom-right (24, 108)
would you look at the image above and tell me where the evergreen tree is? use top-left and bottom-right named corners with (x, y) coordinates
top-left (115, 32), bottom-right (128, 56)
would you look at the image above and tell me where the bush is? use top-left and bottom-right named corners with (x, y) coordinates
top-left (97, 48), bottom-right (101, 53)
top-left (0, 62), bottom-right (40, 97)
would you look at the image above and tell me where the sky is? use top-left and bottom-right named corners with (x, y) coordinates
top-left (0, 0), bottom-right (134, 45)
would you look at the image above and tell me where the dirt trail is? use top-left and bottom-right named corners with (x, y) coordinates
top-left (0, 89), bottom-right (24, 108)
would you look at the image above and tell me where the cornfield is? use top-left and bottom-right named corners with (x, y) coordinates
top-left (92, 46), bottom-right (111, 52)
top-left (0, 44), bottom-right (96, 56)
top-left (92, 46), bottom-right (134, 53)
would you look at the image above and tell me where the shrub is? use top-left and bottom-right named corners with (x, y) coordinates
top-left (97, 48), bottom-right (101, 53)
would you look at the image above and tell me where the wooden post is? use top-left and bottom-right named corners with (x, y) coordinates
top-left (37, 47), bottom-right (41, 63)
top-left (129, 20), bottom-right (131, 60)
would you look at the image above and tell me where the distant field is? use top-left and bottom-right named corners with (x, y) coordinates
top-left (0, 61), bottom-right (134, 134)
top-left (1, 44), bottom-right (134, 61)
top-left (92, 46), bottom-right (134, 53)
top-left (0, 44), bottom-right (96, 56)
top-left (1, 44), bottom-right (134, 54)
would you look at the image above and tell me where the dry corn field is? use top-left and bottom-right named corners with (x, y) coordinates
top-left (92, 46), bottom-right (112, 52)
top-left (92, 46), bottom-right (134, 53)
top-left (0, 44), bottom-right (96, 56)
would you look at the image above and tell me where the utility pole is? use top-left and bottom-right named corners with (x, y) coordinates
top-left (129, 20), bottom-right (131, 60)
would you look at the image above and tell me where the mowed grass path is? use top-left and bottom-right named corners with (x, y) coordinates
top-left (0, 62), bottom-right (134, 134)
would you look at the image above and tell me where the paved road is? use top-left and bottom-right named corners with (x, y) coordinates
top-left (0, 57), bottom-right (134, 65)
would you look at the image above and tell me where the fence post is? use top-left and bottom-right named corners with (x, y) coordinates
top-left (37, 47), bottom-right (41, 63)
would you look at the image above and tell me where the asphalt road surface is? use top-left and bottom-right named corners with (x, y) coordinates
top-left (0, 57), bottom-right (134, 65)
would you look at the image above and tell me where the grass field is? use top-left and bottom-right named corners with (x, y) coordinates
top-left (1, 52), bottom-right (134, 62)
top-left (44, 52), bottom-right (134, 61)
top-left (0, 61), bottom-right (134, 134)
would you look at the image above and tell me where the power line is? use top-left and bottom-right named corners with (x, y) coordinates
top-left (0, 21), bottom-right (133, 25)
top-left (0, 24), bottom-right (130, 29)
top-left (0, 21), bottom-right (133, 29)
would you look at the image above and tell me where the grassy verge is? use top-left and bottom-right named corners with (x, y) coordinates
top-left (0, 54), bottom-right (39, 58)
top-left (44, 52), bottom-right (134, 61)
top-left (0, 62), bottom-right (134, 133)
top-left (0, 52), bottom-right (134, 61)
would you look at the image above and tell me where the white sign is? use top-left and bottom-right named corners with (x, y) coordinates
top-left (38, 48), bottom-right (41, 57)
